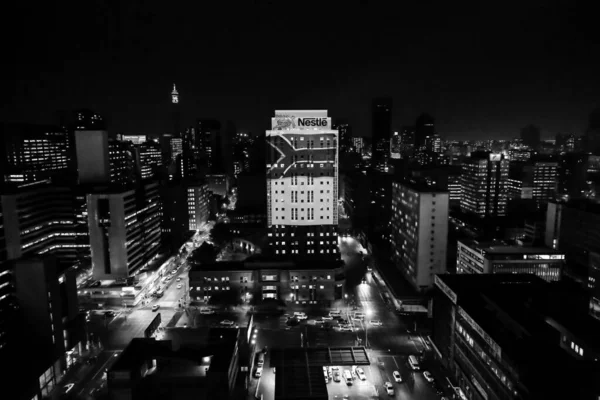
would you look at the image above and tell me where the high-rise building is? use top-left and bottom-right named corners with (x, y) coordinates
top-left (415, 114), bottom-right (435, 149)
top-left (1, 123), bottom-right (72, 187)
top-left (460, 151), bottom-right (508, 218)
top-left (136, 140), bottom-right (163, 180)
top-left (457, 239), bottom-right (563, 282)
top-left (87, 182), bottom-right (162, 279)
top-left (557, 153), bottom-right (590, 199)
top-left (390, 131), bottom-right (401, 159)
top-left (266, 110), bottom-right (339, 260)
top-left (196, 119), bottom-right (223, 173)
top-left (372, 98), bottom-right (392, 167)
top-left (390, 180), bottom-right (449, 292)
top-left (74, 108), bottom-right (105, 130)
top-left (425, 134), bottom-right (442, 153)
top-left (108, 139), bottom-right (137, 188)
top-left (333, 120), bottom-right (352, 154)
top-left (1, 180), bottom-right (81, 266)
top-left (187, 183), bottom-right (210, 231)
top-left (352, 137), bottom-right (364, 155)
top-left (520, 124), bottom-right (541, 149)
top-left (508, 160), bottom-right (558, 208)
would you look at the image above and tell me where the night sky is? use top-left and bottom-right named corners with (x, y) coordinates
top-left (3, 1), bottom-right (599, 140)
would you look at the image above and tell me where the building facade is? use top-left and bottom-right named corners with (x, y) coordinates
top-left (457, 240), bottom-right (563, 282)
top-left (390, 180), bottom-right (449, 292)
top-left (266, 110), bottom-right (339, 260)
top-left (87, 182), bottom-right (162, 279)
top-left (189, 259), bottom-right (344, 306)
top-left (460, 152), bottom-right (508, 218)
top-left (187, 182), bottom-right (210, 231)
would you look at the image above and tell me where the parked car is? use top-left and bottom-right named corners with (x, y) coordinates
top-left (322, 316), bottom-right (334, 321)
top-left (370, 320), bottom-right (383, 326)
top-left (356, 367), bottom-right (366, 381)
top-left (220, 320), bottom-right (234, 326)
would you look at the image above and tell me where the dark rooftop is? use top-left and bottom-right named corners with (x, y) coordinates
top-left (436, 274), bottom-right (600, 366)
top-left (393, 178), bottom-right (449, 193)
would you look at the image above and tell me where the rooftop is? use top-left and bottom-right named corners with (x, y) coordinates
top-left (189, 256), bottom-right (344, 273)
top-left (459, 239), bottom-right (562, 255)
top-left (436, 274), bottom-right (600, 367)
top-left (393, 178), bottom-right (449, 193)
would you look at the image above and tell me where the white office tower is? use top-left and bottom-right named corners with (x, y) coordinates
top-left (266, 110), bottom-right (339, 260)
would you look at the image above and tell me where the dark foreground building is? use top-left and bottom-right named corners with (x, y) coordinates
top-left (431, 274), bottom-right (600, 400)
top-left (108, 327), bottom-right (245, 400)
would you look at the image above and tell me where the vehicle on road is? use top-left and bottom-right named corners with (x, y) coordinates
top-left (362, 278), bottom-right (367, 284)
top-left (329, 310), bottom-right (341, 317)
top-left (198, 308), bottom-right (215, 314)
top-left (322, 315), bottom-right (334, 320)
top-left (255, 367), bottom-right (263, 378)
top-left (353, 312), bottom-right (364, 319)
top-left (370, 320), bottom-right (382, 326)
top-left (257, 353), bottom-right (265, 367)
top-left (152, 305), bottom-right (160, 311)
top-left (296, 314), bottom-right (308, 320)
top-left (176, 284), bottom-right (182, 289)
top-left (315, 319), bottom-right (325, 324)
top-left (423, 371), bottom-right (434, 382)
top-left (356, 367), bottom-right (366, 381)
top-left (104, 311), bottom-right (115, 317)
top-left (176, 277), bottom-right (181, 282)
top-left (338, 325), bottom-right (354, 332)
top-left (220, 320), bottom-right (234, 326)
top-left (393, 371), bottom-right (402, 382)
top-left (384, 382), bottom-right (394, 396)
top-left (408, 355), bottom-right (420, 370)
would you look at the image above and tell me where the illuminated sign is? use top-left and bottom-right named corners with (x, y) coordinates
top-left (271, 117), bottom-right (332, 130)
top-left (489, 153), bottom-right (502, 161)
top-left (523, 254), bottom-right (565, 260)
top-left (458, 307), bottom-right (502, 360)
top-left (434, 275), bottom-right (457, 304)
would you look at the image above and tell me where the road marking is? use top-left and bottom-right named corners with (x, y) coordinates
top-left (392, 356), bottom-right (399, 369)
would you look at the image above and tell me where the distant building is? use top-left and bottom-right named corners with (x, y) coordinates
top-left (206, 174), bottom-right (230, 197)
top-left (333, 120), bottom-right (352, 154)
top-left (457, 239), bottom-right (563, 282)
top-left (390, 131), bottom-right (401, 159)
top-left (135, 140), bottom-right (163, 180)
top-left (414, 114), bottom-right (435, 150)
top-left (87, 183), bottom-right (162, 280)
top-left (189, 258), bottom-right (345, 305)
top-left (196, 119), bottom-right (223, 173)
top-left (187, 183), bottom-right (210, 231)
top-left (352, 137), bottom-right (364, 155)
top-left (432, 274), bottom-right (600, 400)
top-left (0, 123), bottom-right (72, 186)
top-left (372, 98), bottom-right (392, 167)
top-left (390, 180), bottom-right (449, 292)
top-left (460, 151), bottom-right (508, 218)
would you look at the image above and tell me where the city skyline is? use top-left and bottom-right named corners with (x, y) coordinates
top-left (3, 2), bottom-right (600, 140)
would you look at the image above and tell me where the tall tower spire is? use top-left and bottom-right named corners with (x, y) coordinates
top-left (171, 83), bottom-right (179, 104)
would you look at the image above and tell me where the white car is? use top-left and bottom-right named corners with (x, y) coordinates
top-left (296, 314), bottom-right (308, 320)
top-left (255, 367), bottom-right (263, 378)
top-left (384, 382), bottom-right (394, 396)
top-left (199, 308), bottom-right (214, 315)
top-left (152, 305), bottom-right (160, 311)
top-left (176, 277), bottom-right (182, 282)
top-left (393, 370), bottom-right (402, 383)
top-left (370, 320), bottom-right (382, 326)
top-left (220, 320), bottom-right (235, 326)
top-left (423, 371), bottom-right (434, 383)
top-left (356, 367), bottom-right (366, 381)
top-left (338, 326), bottom-right (353, 332)
top-left (176, 284), bottom-right (182, 289)
top-left (322, 316), bottom-right (334, 321)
